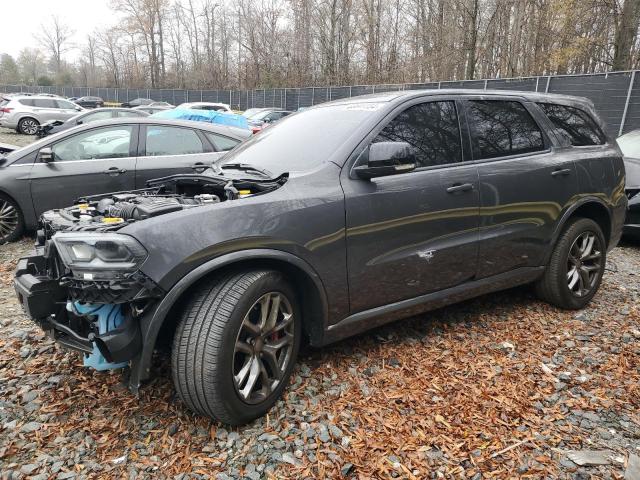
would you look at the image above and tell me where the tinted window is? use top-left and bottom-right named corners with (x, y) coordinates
top-left (467, 100), bottom-right (545, 159)
top-left (34, 99), bottom-right (58, 108)
top-left (538, 103), bottom-right (605, 146)
top-left (373, 101), bottom-right (462, 168)
top-left (205, 132), bottom-right (240, 151)
top-left (56, 100), bottom-right (76, 109)
top-left (19, 99), bottom-right (35, 107)
top-left (145, 126), bottom-right (204, 156)
top-left (52, 126), bottom-right (133, 161)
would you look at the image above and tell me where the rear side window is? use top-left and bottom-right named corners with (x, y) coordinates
top-left (34, 99), bottom-right (57, 108)
top-left (19, 99), bottom-right (35, 107)
top-left (466, 100), bottom-right (545, 160)
top-left (538, 103), bottom-right (606, 146)
top-left (145, 126), bottom-right (204, 156)
top-left (205, 132), bottom-right (240, 151)
top-left (373, 101), bottom-right (462, 168)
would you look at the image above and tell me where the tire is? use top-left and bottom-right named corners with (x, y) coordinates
top-left (172, 270), bottom-right (301, 424)
top-left (536, 218), bottom-right (606, 309)
top-left (0, 193), bottom-right (24, 244)
top-left (18, 117), bottom-right (40, 135)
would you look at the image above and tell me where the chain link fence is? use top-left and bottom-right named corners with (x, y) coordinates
top-left (3, 70), bottom-right (639, 136)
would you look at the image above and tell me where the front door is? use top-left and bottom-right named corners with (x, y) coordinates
top-left (134, 124), bottom-right (224, 187)
top-left (30, 125), bottom-right (137, 216)
top-left (343, 100), bottom-right (481, 313)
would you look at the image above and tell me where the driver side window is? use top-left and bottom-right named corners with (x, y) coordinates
top-left (51, 126), bottom-right (134, 161)
top-left (374, 101), bottom-right (462, 168)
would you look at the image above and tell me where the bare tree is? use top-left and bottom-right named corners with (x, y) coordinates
top-left (35, 16), bottom-right (74, 76)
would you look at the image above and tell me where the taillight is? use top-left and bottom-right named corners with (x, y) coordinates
top-left (0, 108), bottom-right (12, 113)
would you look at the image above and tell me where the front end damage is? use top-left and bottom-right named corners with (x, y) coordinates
top-left (14, 239), bottom-right (162, 370)
top-left (14, 170), bottom-right (288, 385)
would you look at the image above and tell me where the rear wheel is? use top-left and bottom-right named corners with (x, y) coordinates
top-left (172, 270), bottom-right (301, 424)
top-left (536, 218), bottom-right (606, 309)
top-left (18, 117), bottom-right (39, 135)
top-left (0, 194), bottom-right (24, 244)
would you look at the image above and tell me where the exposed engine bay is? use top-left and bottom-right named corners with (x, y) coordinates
top-left (14, 170), bottom-right (288, 373)
top-left (40, 171), bottom-right (288, 236)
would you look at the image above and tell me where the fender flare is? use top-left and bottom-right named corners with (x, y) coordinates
top-left (129, 248), bottom-right (329, 390)
top-left (543, 196), bottom-right (611, 264)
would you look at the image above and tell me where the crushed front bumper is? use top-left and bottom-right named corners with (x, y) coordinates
top-left (14, 246), bottom-right (150, 364)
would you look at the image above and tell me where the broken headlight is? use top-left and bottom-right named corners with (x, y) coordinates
top-left (53, 233), bottom-right (148, 281)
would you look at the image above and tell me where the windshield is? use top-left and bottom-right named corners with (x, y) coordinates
top-left (219, 103), bottom-right (383, 173)
top-left (249, 110), bottom-right (272, 121)
top-left (617, 131), bottom-right (640, 158)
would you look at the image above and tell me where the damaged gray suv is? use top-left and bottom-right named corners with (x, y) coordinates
top-left (14, 90), bottom-right (627, 425)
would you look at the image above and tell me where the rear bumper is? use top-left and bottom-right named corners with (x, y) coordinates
top-left (0, 117), bottom-right (17, 129)
top-left (14, 248), bottom-right (142, 364)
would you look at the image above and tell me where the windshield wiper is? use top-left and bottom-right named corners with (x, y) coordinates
top-left (221, 163), bottom-right (272, 177)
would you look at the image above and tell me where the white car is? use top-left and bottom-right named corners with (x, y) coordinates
top-left (0, 95), bottom-right (84, 135)
top-left (176, 102), bottom-right (232, 113)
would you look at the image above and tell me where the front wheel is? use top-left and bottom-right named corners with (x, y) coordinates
top-left (0, 194), bottom-right (24, 244)
top-left (536, 218), bottom-right (606, 309)
top-left (172, 270), bottom-right (301, 424)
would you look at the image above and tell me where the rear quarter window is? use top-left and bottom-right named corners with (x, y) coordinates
top-left (19, 99), bottom-right (35, 107)
top-left (34, 99), bottom-right (57, 108)
top-left (537, 103), bottom-right (606, 146)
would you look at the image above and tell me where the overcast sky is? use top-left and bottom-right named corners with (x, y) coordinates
top-left (1, 0), bottom-right (116, 59)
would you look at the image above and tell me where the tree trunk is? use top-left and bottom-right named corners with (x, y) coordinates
top-left (613, 0), bottom-right (640, 70)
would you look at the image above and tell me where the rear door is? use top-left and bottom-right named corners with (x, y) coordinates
top-left (32, 99), bottom-right (62, 123)
top-left (462, 98), bottom-right (579, 278)
top-left (29, 125), bottom-right (138, 215)
top-left (134, 124), bottom-right (222, 187)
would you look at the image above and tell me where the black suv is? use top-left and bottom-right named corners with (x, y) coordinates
top-left (14, 90), bottom-right (627, 425)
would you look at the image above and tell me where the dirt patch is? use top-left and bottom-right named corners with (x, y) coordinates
top-left (0, 128), bottom-right (37, 149)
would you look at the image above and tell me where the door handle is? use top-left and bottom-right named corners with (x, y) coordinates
top-left (446, 183), bottom-right (473, 194)
top-left (190, 163), bottom-right (207, 171)
top-left (103, 167), bottom-right (127, 176)
top-left (551, 168), bottom-right (571, 177)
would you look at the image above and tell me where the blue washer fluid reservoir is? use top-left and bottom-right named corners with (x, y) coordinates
top-left (68, 302), bottom-right (129, 371)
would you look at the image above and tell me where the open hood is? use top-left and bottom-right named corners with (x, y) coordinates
top-left (40, 170), bottom-right (288, 237)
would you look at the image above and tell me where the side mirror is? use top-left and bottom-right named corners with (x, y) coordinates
top-left (39, 147), bottom-right (54, 163)
top-left (354, 141), bottom-right (416, 180)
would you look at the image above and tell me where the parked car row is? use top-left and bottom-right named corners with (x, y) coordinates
top-left (36, 107), bottom-right (150, 137)
top-left (11, 89), bottom-right (632, 427)
top-left (1, 90), bottom-right (295, 136)
top-left (0, 117), bottom-right (251, 243)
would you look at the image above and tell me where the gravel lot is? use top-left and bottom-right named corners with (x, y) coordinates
top-left (0, 236), bottom-right (639, 479)
top-left (0, 128), bottom-right (36, 149)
